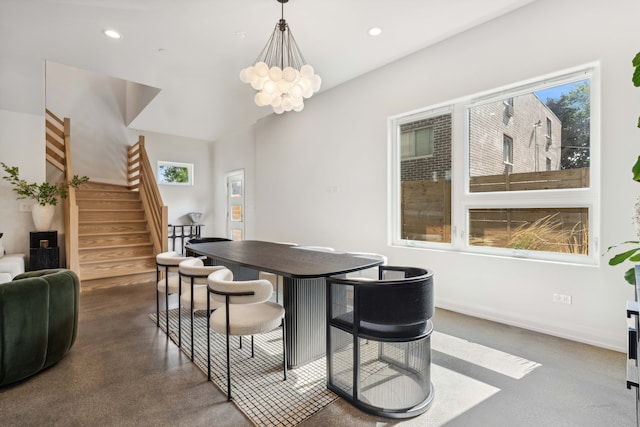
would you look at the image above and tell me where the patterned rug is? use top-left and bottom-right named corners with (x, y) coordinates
top-left (149, 309), bottom-right (338, 427)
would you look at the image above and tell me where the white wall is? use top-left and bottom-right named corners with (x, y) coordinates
top-left (252, 0), bottom-right (640, 351)
top-left (211, 125), bottom-right (256, 239)
top-left (142, 130), bottom-right (215, 228)
top-left (46, 62), bottom-right (130, 184)
top-left (0, 109), bottom-right (46, 256)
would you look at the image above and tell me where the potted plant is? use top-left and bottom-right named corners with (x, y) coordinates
top-left (0, 162), bottom-right (89, 231)
top-left (607, 51), bottom-right (640, 285)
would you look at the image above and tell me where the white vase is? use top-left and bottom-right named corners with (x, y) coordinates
top-left (32, 204), bottom-right (55, 231)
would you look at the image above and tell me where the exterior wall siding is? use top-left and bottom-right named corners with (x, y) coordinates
top-left (400, 113), bottom-right (452, 182)
top-left (469, 94), bottom-right (562, 177)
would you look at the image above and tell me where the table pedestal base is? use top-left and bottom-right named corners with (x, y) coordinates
top-left (283, 276), bottom-right (326, 369)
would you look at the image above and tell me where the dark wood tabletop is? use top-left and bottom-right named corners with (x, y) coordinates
top-left (185, 240), bottom-right (382, 278)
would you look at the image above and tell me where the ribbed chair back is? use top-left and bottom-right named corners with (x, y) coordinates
top-left (357, 266), bottom-right (433, 340)
top-left (326, 265), bottom-right (435, 419)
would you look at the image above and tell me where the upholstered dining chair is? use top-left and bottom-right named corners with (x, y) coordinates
top-left (296, 245), bottom-right (335, 252)
top-left (206, 268), bottom-right (287, 400)
top-left (178, 257), bottom-right (226, 360)
top-left (258, 241), bottom-right (297, 303)
top-left (346, 252), bottom-right (388, 281)
top-left (156, 251), bottom-right (192, 339)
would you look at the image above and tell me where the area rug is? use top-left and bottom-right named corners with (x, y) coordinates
top-left (149, 309), bottom-right (338, 427)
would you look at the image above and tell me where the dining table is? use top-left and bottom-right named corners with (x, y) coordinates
top-left (184, 240), bottom-right (384, 368)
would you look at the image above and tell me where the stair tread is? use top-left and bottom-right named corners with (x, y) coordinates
top-left (80, 255), bottom-right (155, 264)
top-left (81, 267), bottom-right (156, 280)
top-left (79, 231), bottom-right (150, 236)
top-left (77, 189), bottom-right (132, 192)
top-left (79, 243), bottom-right (153, 250)
top-left (80, 219), bottom-right (148, 223)
top-left (81, 208), bottom-right (143, 211)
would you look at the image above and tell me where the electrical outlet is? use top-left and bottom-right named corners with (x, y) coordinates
top-left (19, 202), bottom-right (32, 212)
top-left (552, 293), bottom-right (572, 304)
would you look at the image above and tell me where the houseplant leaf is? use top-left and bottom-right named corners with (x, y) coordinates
top-left (633, 51), bottom-right (640, 87)
top-left (624, 267), bottom-right (637, 285)
top-left (608, 246), bottom-right (640, 265)
top-left (633, 155), bottom-right (640, 182)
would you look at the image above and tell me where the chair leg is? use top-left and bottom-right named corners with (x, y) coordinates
top-left (226, 330), bottom-right (232, 401)
top-left (282, 318), bottom-right (287, 380)
top-left (165, 266), bottom-right (170, 337)
top-left (251, 336), bottom-right (254, 358)
top-left (165, 286), bottom-right (170, 337)
top-left (190, 279), bottom-right (195, 362)
top-left (225, 299), bottom-right (232, 401)
top-left (156, 268), bottom-right (160, 327)
top-left (178, 280), bottom-right (182, 347)
top-left (207, 297), bottom-right (211, 381)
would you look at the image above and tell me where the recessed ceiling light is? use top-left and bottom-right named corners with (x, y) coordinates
top-left (368, 27), bottom-right (382, 37)
top-left (103, 29), bottom-right (121, 39)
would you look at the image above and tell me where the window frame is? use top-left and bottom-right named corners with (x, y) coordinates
top-left (388, 63), bottom-right (600, 266)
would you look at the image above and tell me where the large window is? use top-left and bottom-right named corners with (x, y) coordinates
top-left (389, 65), bottom-right (599, 264)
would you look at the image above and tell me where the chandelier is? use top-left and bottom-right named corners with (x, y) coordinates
top-left (239, 0), bottom-right (321, 114)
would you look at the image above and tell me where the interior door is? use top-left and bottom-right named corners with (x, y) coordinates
top-left (226, 169), bottom-right (245, 241)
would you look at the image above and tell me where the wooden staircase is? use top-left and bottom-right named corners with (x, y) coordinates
top-left (76, 181), bottom-right (157, 290)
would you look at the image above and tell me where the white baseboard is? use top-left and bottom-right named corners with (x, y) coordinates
top-left (435, 298), bottom-right (625, 353)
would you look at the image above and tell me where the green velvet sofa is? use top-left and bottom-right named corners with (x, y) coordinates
top-left (0, 268), bottom-right (79, 387)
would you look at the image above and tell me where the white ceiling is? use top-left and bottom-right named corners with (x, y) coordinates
top-left (0, 0), bottom-right (537, 141)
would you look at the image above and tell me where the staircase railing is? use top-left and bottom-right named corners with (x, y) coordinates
top-left (45, 109), bottom-right (80, 272)
top-left (128, 136), bottom-right (168, 254)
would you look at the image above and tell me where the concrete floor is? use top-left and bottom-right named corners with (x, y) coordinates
top-left (0, 281), bottom-right (637, 426)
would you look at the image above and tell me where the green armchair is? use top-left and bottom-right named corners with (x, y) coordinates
top-left (0, 268), bottom-right (79, 387)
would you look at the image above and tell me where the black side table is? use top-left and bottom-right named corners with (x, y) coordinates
top-left (29, 231), bottom-right (60, 270)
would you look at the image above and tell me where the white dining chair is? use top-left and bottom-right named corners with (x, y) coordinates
top-left (346, 252), bottom-right (388, 281)
top-left (206, 267), bottom-right (287, 400)
top-left (156, 251), bottom-right (192, 338)
top-left (296, 245), bottom-right (335, 252)
top-left (258, 241), bottom-right (297, 303)
top-left (178, 257), bottom-right (226, 360)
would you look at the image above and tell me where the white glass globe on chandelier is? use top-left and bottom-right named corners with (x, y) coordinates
top-left (239, 0), bottom-right (321, 114)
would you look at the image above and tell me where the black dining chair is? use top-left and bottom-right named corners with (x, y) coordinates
top-left (326, 265), bottom-right (435, 419)
top-left (184, 237), bottom-right (231, 262)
